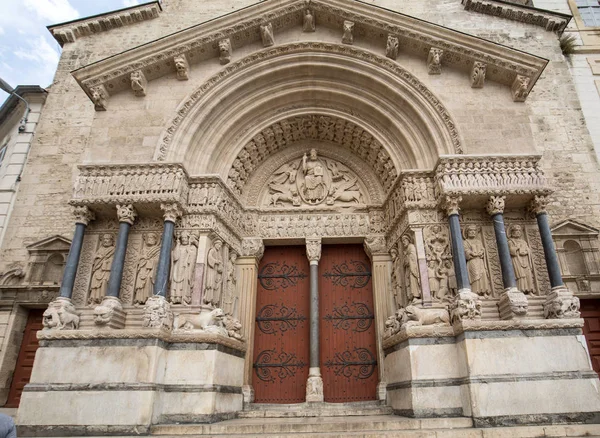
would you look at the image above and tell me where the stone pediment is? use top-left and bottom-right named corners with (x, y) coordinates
top-left (72, 0), bottom-right (548, 109)
top-left (551, 219), bottom-right (599, 237)
top-left (27, 235), bottom-right (72, 254)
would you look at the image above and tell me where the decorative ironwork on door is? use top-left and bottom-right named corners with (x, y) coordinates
top-left (258, 262), bottom-right (307, 290)
top-left (324, 347), bottom-right (377, 380)
top-left (254, 349), bottom-right (306, 383)
top-left (256, 304), bottom-right (307, 335)
top-left (323, 302), bottom-right (374, 332)
top-left (322, 260), bottom-right (371, 288)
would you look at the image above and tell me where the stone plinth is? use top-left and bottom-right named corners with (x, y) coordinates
top-left (16, 330), bottom-right (245, 436)
top-left (383, 320), bottom-right (600, 426)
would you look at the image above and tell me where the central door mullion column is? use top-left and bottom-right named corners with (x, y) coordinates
top-left (306, 238), bottom-right (324, 403)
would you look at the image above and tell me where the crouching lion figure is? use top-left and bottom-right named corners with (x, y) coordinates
top-left (405, 305), bottom-right (450, 326)
top-left (174, 308), bottom-right (228, 336)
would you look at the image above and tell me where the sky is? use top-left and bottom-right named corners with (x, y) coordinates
top-left (0, 0), bottom-right (146, 105)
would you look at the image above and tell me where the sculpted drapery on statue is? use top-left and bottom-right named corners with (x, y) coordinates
top-left (204, 238), bottom-right (224, 307)
top-left (88, 233), bottom-right (115, 305)
top-left (264, 150), bottom-right (364, 207)
top-left (170, 231), bottom-right (198, 305)
top-left (463, 225), bottom-right (491, 297)
top-left (508, 225), bottom-right (536, 295)
top-left (402, 234), bottom-right (421, 304)
top-left (222, 251), bottom-right (238, 316)
top-left (134, 232), bottom-right (160, 305)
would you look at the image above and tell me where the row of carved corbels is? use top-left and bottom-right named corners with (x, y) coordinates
top-left (73, 203), bottom-right (184, 226)
top-left (443, 194), bottom-right (548, 217)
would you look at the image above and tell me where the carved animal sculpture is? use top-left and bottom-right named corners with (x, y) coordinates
top-left (333, 190), bottom-right (361, 203)
top-left (405, 305), bottom-right (450, 326)
top-left (174, 308), bottom-right (227, 336)
top-left (223, 314), bottom-right (243, 340)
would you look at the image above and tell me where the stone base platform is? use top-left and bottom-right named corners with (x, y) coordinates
top-left (238, 401), bottom-right (393, 418)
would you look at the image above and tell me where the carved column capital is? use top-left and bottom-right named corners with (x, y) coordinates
top-left (443, 196), bottom-right (462, 216)
top-left (116, 204), bottom-right (137, 225)
top-left (160, 203), bottom-right (182, 223)
top-left (486, 195), bottom-right (506, 216)
top-left (364, 235), bottom-right (387, 259)
top-left (306, 238), bottom-right (322, 263)
top-left (73, 206), bottom-right (95, 226)
top-left (529, 195), bottom-right (548, 216)
top-left (241, 237), bottom-right (264, 260)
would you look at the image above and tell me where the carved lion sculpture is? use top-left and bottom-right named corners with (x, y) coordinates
top-left (43, 299), bottom-right (80, 330)
top-left (384, 308), bottom-right (408, 338)
top-left (93, 304), bottom-right (114, 326)
top-left (449, 293), bottom-right (482, 324)
top-left (174, 308), bottom-right (227, 336)
top-left (223, 314), bottom-right (243, 340)
top-left (405, 305), bottom-right (450, 326)
top-left (544, 296), bottom-right (581, 319)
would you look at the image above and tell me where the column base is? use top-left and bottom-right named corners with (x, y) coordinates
top-left (143, 295), bottom-right (174, 330)
top-left (543, 286), bottom-right (581, 319)
top-left (93, 296), bottom-right (126, 329)
top-left (377, 381), bottom-right (387, 401)
top-left (497, 287), bottom-right (528, 320)
top-left (306, 367), bottom-right (324, 403)
top-left (449, 289), bottom-right (482, 324)
top-left (242, 385), bottom-right (254, 404)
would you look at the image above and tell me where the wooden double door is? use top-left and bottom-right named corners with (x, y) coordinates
top-left (252, 244), bottom-right (378, 403)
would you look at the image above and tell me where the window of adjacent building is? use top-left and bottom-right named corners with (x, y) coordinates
top-left (576, 0), bottom-right (600, 27)
top-left (564, 239), bottom-right (588, 276)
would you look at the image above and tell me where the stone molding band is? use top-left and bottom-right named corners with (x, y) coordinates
top-left (387, 370), bottom-right (600, 390)
top-left (23, 383), bottom-right (242, 394)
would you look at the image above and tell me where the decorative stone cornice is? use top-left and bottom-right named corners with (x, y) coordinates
top-left (306, 238), bottom-right (322, 263)
top-left (71, 0), bottom-right (547, 108)
top-left (73, 206), bottom-right (95, 226)
top-left (116, 204), bottom-right (137, 225)
top-left (48, 2), bottom-right (162, 46)
top-left (462, 0), bottom-right (571, 34)
top-left (486, 195), bottom-right (506, 216)
top-left (435, 155), bottom-right (550, 198)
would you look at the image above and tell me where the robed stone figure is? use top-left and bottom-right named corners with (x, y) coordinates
top-left (88, 234), bottom-right (115, 305)
top-left (508, 225), bottom-right (536, 294)
top-left (402, 235), bottom-right (421, 304)
top-left (170, 232), bottom-right (197, 305)
top-left (133, 232), bottom-right (160, 305)
top-left (463, 225), bottom-right (491, 297)
top-left (203, 239), bottom-right (223, 307)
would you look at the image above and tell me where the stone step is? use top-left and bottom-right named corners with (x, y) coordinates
top-left (151, 415), bottom-right (473, 435)
top-left (238, 401), bottom-right (393, 418)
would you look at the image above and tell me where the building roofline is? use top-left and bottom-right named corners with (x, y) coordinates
top-left (0, 86), bottom-right (47, 126)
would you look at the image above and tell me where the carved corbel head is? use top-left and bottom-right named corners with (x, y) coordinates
top-left (342, 20), bottom-right (354, 45)
top-left (173, 54), bottom-right (189, 80)
top-left (427, 48), bottom-right (443, 75)
top-left (386, 35), bottom-right (399, 60)
top-left (511, 75), bottom-right (531, 102)
top-left (471, 62), bottom-right (486, 88)
top-left (90, 85), bottom-right (108, 111)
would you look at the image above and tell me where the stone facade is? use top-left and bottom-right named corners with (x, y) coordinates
top-left (1, 0), bottom-right (600, 435)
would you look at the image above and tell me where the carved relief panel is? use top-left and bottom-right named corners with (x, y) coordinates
top-left (257, 213), bottom-right (370, 239)
top-left (423, 225), bottom-right (455, 301)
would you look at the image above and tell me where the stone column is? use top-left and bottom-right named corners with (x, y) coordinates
top-left (530, 196), bottom-right (581, 319)
top-left (486, 196), bottom-right (528, 320)
top-left (43, 206), bottom-right (95, 331)
top-left (95, 204), bottom-right (137, 329)
top-left (239, 238), bottom-right (264, 404)
top-left (443, 196), bottom-right (482, 324)
top-left (153, 204), bottom-right (182, 297)
top-left (305, 237), bottom-right (324, 403)
top-left (364, 235), bottom-right (391, 402)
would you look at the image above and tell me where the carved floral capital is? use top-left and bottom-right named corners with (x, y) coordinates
top-left (161, 203), bottom-right (182, 223)
top-left (241, 237), bottom-right (264, 260)
top-left (529, 195), bottom-right (548, 216)
top-left (73, 206), bottom-right (95, 226)
top-left (364, 235), bottom-right (386, 258)
top-left (443, 196), bottom-right (462, 216)
top-left (486, 195), bottom-right (505, 216)
top-left (116, 204), bottom-right (137, 225)
top-left (306, 238), bottom-right (322, 263)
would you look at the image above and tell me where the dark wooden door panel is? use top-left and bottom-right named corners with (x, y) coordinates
top-left (581, 299), bottom-right (600, 376)
top-left (6, 309), bottom-right (44, 408)
top-left (253, 246), bottom-right (310, 403)
top-left (319, 244), bottom-right (378, 403)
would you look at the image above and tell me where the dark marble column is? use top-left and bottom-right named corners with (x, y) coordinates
top-left (487, 196), bottom-right (528, 320)
top-left (59, 206), bottom-right (95, 299)
top-left (305, 238), bottom-right (323, 403)
top-left (154, 204), bottom-right (182, 297)
top-left (106, 205), bottom-right (137, 298)
top-left (445, 196), bottom-right (470, 291)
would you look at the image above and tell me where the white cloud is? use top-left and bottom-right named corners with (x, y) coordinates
top-left (23, 0), bottom-right (80, 24)
top-left (12, 36), bottom-right (60, 86)
top-left (0, 26), bottom-right (4, 36)
top-left (123, 0), bottom-right (141, 6)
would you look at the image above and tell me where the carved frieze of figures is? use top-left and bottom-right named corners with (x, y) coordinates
top-left (342, 20), bottom-right (354, 44)
top-left (222, 251), bottom-right (238, 316)
top-left (427, 48), bottom-right (443, 74)
top-left (219, 39), bottom-right (232, 65)
top-left (424, 225), bottom-right (454, 301)
top-left (508, 225), bottom-right (536, 294)
top-left (463, 225), bottom-right (491, 297)
top-left (262, 150), bottom-right (364, 208)
top-left (256, 213), bottom-right (368, 239)
top-left (260, 22), bottom-right (274, 47)
top-left (386, 35), bottom-right (399, 60)
top-left (170, 231), bottom-right (198, 305)
top-left (90, 85), bottom-right (108, 111)
top-left (401, 234), bottom-right (421, 304)
top-left (88, 233), bottom-right (115, 306)
top-left (303, 8), bottom-right (315, 32)
top-left (471, 61), bottom-right (486, 88)
top-left (133, 232), bottom-right (160, 305)
top-left (130, 70), bottom-right (147, 97)
top-left (203, 239), bottom-right (224, 307)
top-left (174, 54), bottom-right (189, 80)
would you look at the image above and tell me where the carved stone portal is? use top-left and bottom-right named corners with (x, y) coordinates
top-left (262, 150), bottom-right (364, 207)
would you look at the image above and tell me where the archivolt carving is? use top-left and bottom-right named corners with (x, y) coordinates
top-left (155, 42), bottom-right (463, 162)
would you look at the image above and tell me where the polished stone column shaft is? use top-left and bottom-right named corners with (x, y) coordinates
top-left (153, 204), bottom-right (182, 297)
top-left (106, 205), bottom-right (136, 298)
top-left (536, 211), bottom-right (564, 288)
top-left (305, 238), bottom-right (323, 402)
top-left (487, 197), bottom-right (517, 289)
top-left (445, 197), bottom-right (470, 291)
top-left (59, 207), bottom-right (95, 299)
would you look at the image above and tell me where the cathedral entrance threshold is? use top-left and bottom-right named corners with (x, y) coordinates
top-left (239, 400), bottom-right (392, 418)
